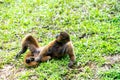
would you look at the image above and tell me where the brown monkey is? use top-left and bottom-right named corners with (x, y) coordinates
top-left (15, 34), bottom-right (41, 67)
top-left (15, 32), bottom-right (76, 67)
top-left (34, 32), bottom-right (76, 67)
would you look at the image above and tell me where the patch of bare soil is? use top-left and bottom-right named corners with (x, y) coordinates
top-left (99, 54), bottom-right (120, 71)
top-left (104, 54), bottom-right (120, 65)
top-left (84, 54), bottom-right (120, 79)
top-left (0, 64), bottom-right (27, 80)
top-left (0, 63), bottom-right (38, 80)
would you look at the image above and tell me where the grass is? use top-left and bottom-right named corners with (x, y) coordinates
top-left (0, 0), bottom-right (120, 79)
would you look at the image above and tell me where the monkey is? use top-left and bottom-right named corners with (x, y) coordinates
top-left (15, 32), bottom-right (76, 67)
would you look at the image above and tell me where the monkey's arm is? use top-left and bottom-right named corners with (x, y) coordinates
top-left (66, 42), bottom-right (76, 67)
top-left (15, 34), bottom-right (40, 59)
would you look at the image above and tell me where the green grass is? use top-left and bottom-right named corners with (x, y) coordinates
top-left (0, 0), bottom-right (120, 79)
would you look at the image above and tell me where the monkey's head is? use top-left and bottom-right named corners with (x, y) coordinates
top-left (56, 32), bottom-right (70, 43)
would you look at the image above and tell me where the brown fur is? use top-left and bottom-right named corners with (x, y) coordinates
top-left (15, 32), bottom-right (76, 67)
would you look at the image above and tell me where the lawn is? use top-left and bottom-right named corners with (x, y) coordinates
top-left (0, 0), bottom-right (120, 80)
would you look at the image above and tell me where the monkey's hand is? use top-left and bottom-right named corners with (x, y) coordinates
top-left (68, 60), bottom-right (75, 68)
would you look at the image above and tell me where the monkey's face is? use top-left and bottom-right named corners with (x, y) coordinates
top-left (56, 32), bottom-right (70, 43)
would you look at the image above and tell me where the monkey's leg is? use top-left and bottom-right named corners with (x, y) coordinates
top-left (28, 44), bottom-right (40, 54)
top-left (22, 34), bottom-right (40, 53)
top-left (15, 46), bottom-right (27, 59)
top-left (15, 34), bottom-right (40, 59)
